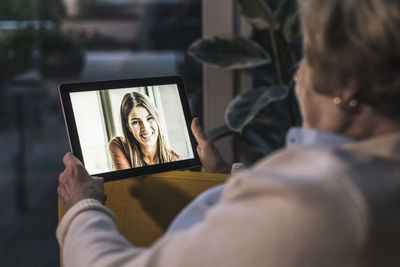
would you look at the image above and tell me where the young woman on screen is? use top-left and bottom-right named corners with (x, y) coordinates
top-left (108, 92), bottom-right (180, 170)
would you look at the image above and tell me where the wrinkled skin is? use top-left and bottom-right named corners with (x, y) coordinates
top-left (58, 153), bottom-right (106, 211)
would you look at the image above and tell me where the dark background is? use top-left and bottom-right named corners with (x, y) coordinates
top-left (0, 0), bottom-right (202, 265)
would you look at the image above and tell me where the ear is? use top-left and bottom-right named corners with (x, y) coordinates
top-left (334, 80), bottom-right (361, 113)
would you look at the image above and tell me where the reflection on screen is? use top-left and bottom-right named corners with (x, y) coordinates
top-left (70, 84), bottom-right (194, 175)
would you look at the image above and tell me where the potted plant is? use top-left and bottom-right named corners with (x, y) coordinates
top-left (188, 0), bottom-right (302, 163)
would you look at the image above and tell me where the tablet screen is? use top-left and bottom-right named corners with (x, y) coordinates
top-left (60, 76), bottom-right (200, 181)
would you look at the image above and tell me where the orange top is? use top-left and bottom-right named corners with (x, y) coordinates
top-left (108, 137), bottom-right (181, 170)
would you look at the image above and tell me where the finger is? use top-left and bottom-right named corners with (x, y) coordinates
top-left (191, 118), bottom-right (208, 144)
top-left (57, 184), bottom-right (68, 209)
top-left (63, 152), bottom-right (83, 167)
top-left (58, 171), bottom-right (66, 184)
top-left (57, 184), bottom-right (67, 201)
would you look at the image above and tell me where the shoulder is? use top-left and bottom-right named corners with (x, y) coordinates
top-left (227, 147), bottom-right (358, 199)
top-left (225, 147), bottom-right (344, 197)
top-left (176, 147), bottom-right (369, 266)
top-left (169, 150), bottom-right (181, 161)
top-left (222, 146), bottom-right (369, 242)
top-left (109, 136), bottom-right (125, 151)
top-left (253, 146), bottom-right (346, 178)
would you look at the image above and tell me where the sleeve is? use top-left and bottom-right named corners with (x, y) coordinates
top-left (109, 137), bottom-right (132, 170)
top-left (165, 163), bottom-right (245, 233)
top-left (166, 184), bottom-right (224, 233)
top-left (57, 166), bottom-right (368, 267)
top-left (169, 150), bottom-right (181, 162)
top-left (57, 199), bottom-right (146, 267)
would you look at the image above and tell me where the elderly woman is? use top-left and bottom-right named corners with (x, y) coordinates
top-left (57, 0), bottom-right (400, 266)
top-left (109, 92), bottom-right (180, 170)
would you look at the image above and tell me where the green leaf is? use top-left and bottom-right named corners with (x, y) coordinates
top-left (206, 124), bottom-right (233, 141)
top-left (226, 86), bottom-right (290, 132)
top-left (240, 127), bottom-right (286, 154)
top-left (274, 0), bottom-right (300, 42)
top-left (188, 35), bottom-right (270, 70)
top-left (237, 0), bottom-right (279, 30)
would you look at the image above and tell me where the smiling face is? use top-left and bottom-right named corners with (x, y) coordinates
top-left (127, 106), bottom-right (159, 150)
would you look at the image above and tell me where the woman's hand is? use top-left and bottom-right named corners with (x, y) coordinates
top-left (58, 152), bottom-right (106, 211)
top-left (191, 118), bottom-right (231, 174)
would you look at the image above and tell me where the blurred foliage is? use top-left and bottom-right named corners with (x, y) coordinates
top-left (237, 0), bottom-right (278, 30)
top-left (0, 0), bottom-right (83, 81)
top-left (190, 0), bottom-right (302, 161)
top-left (0, 31), bottom-right (34, 81)
top-left (0, 0), bottom-right (82, 81)
top-left (0, 29), bottom-right (84, 81)
top-left (189, 35), bottom-right (270, 70)
top-left (0, 0), bottom-right (54, 20)
top-left (0, 0), bottom-right (32, 20)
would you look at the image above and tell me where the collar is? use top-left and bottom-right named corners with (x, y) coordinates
top-left (286, 127), bottom-right (354, 148)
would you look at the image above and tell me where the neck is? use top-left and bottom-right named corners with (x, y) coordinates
top-left (343, 107), bottom-right (400, 139)
top-left (317, 104), bottom-right (400, 140)
top-left (141, 145), bottom-right (158, 164)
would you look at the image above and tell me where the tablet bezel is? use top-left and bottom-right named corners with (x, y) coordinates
top-left (59, 76), bottom-right (201, 182)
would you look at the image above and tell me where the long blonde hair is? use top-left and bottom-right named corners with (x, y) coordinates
top-left (120, 92), bottom-right (170, 167)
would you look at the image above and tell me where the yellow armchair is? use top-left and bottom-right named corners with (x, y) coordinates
top-left (58, 171), bottom-right (229, 247)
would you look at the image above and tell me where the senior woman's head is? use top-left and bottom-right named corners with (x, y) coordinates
top-left (296, 0), bottom-right (400, 136)
top-left (120, 92), bottom-right (170, 167)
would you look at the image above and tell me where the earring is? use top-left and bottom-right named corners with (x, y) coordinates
top-left (333, 97), bottom-right (342, 105)
top-left (333, 97), bottom-right (359, 112)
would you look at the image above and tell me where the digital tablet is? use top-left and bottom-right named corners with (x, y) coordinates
top-left (59, 76), bottom-right (201, 182)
